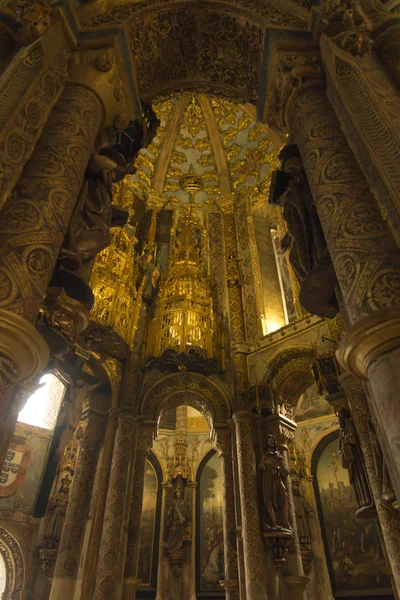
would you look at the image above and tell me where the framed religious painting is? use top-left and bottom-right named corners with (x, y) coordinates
top-left (137, 453), bottom-right (162, 598)
top-left (196, 450), bottom-right (225, 598)
top-left (312, 431), bottom-right (394, 599)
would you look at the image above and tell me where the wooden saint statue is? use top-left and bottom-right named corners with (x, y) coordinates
top-left (259, 434), bottom-right (291, 532)
top-left (166, 480), bottom-right (187, 554)
top-left (269, 144), bottom-right (338, 318)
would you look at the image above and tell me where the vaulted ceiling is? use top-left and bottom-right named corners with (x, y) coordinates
top-left (130, 93), bottom-right (281, 210)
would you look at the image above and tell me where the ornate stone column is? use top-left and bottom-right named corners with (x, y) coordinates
top-left (215, 426), bottom-right (240, 600)
top-left (263, 41), bottom-right (400, 502)
top-left (122, 423), bottom-right (154, 600)
top-left (232, 411), bottom-right (269, 599)
top-left (155, 483), bottom-right (168, 600)
top-left (340, 373), bottom-right (400, 593)
top-left (93, 409), bottom-right (137, 599)
top-left (265, 415), bottom-right (309, 600)
top-left (0, 81), bottom-right (102, 466)
top-left (49, 404), bottom-right (106, 599)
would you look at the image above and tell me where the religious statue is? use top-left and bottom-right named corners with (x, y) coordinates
top-left (55, 369), bottom-right (101, 461)
top-left (56, 104), bottom-right (159, 285)
top-left (269, 144), bottom-right (338, 318)
top-left (166, 481), bottom-right (187, 554)
top-left (259, 434), bottom-right (292, 532)
top-left (138, 250), bottom-right (161, 301)
top-left (337, 408), bottom-right (375, 517)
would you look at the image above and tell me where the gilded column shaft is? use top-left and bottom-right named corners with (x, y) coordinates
top-left (340, 373), bottom-right (400, 593)
top-left (222, 210), bottom-right (248, 409)
top-left (233, 412), bottom-right (269, 600)
top-left (216, 428), bottom-right (240, 600)
top-left (287, 85), bottom-right (400, 325)
top-left (0, 83), bottom-right (102, 322)
top-left (50, 409), bottom-right (105, 598)
top-left (93, 412), bottom-right (136, 600)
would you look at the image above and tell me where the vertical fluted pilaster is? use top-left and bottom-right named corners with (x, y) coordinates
top-left (93, 411), bottom-right (137, 599)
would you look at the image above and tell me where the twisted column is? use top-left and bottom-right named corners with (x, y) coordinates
top-left (215, 426), bottom-right (239, 600)
top-left (50, 406), bottom-right (105, 599)
top-left (233, 411), bottom-right (268, 599)
top-left (93, 410), bottom-right (137, 599)
top-left (340, 373), bottom-right (400, 594)
top-left (122, 424), bottom-right (154, 599)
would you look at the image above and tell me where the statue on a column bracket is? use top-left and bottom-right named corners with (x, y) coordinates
top-left (259, 434), bottom-right (292, 533)
top-left (337, 408), bottom-right (376, 518)
top-left (269, 144), bottom-right (338, 319)
top-left (164, 476), bottom-right (188, 579)
top-left (166, 477), bottom-right (187, 554)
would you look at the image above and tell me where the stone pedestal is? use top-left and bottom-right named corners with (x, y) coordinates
top-left (284, 576), bottom-right (310, 600)
top-left (233, 411), bottom-right (269, 599)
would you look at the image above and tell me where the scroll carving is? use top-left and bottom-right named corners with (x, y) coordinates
top-left (321, 35), bottom-right (400, 246)
top-left (0, 84), bottom-right (102, 323)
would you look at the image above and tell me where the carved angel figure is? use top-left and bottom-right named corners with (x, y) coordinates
top-left (259, 434), bottom-right (291, 531)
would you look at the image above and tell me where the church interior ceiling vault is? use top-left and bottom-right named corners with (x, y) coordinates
top-left (129, 93), bottom-right (281, 211)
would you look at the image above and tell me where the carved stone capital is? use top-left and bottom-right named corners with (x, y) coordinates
top-left (336, 305), bottom-right (400, 378)
top-left (69, 48), bottom-right (135, 128)
top-left (214, 426), bottom-right (232, 458)
top-left (259, 36), bottom-right (323, 130)
top-left (38, 287), bottom-right (89, 350)
top-left (264, 413), bottom-right (297, 447)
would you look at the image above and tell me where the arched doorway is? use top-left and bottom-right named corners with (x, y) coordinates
top-left (133, 371), bottom-right (232, 599)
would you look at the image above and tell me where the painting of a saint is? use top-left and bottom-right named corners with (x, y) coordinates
top-left (138, 460), bottom-right (158, 586)
top-left (198, 452), bottom-right (224, 592)
top-left (314, 433), bottom-right (393, 597)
